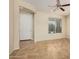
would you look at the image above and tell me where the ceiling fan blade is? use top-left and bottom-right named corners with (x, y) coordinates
top-left (61, 4), bottom-right (70, 7)
top-left (48, 5), bottom-right (56, 7)
top-left (60, 7), bottom-right (65, 11)
top-left (53, 7), bottom-right (58, 11)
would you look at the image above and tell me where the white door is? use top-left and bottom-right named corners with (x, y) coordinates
top-left (20, 13), bottom-right (33, 40)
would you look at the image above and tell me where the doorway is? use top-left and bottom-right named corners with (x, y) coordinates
top-left (19, 7), bottom-right (34, 48)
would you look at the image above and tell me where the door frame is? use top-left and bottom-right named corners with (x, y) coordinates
top-left (13, 0), bottom-right (36, 50)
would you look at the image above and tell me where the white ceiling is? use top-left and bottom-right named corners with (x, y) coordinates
top-left (22, 0), bottom-right (70, 15)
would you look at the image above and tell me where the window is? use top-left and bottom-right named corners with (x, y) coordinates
top-left (48, 18), bottom-right (62, 34)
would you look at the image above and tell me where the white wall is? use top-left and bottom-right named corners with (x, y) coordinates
top-left (66, 15), bottom-right (70, 38)
top-left (9, 0), bottom-right (14, 54)
top-left (20, 13), bottom-right (33, 40)
top-left (34, 12), bottom-right (67, 42)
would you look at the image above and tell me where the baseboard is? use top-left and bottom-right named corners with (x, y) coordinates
top-left (34, 37), bottom-right (66, 42)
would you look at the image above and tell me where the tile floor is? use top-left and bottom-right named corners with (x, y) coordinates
top-left (10, 38), bottom-right (70, 59)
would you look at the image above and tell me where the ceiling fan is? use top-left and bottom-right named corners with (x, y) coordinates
top-left (48, 0), bottom-right (70, 11)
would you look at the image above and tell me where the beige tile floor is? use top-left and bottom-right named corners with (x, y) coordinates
top-left (10, 38), bottom-right (70, 59)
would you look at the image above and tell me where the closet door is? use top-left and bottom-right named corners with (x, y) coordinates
top-left (20, 13), bottom-right (33, 40)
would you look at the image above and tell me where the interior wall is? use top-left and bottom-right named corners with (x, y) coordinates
top-left (34, 11), bottom-right (67, 42)
top-left (9, 0), bottom-right (14, 54)
top-left (66, 15), bottom-right (70, 38)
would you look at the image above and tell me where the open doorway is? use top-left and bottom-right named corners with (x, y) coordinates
top-left (19, 7), bottom-right (34, 48)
